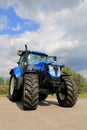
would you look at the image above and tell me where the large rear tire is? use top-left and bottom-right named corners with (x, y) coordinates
top-left (9, 75), bottom-right (22, 101)
top-left (23, 74), bottom-right (39, 110)
top-left (56, 76), bottom-right (78, 107)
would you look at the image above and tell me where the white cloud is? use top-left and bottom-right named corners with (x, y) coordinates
top-left (0, 0), bottom-right (16, 9)
top-left (12, 23), bottom-right (21, 31)
top-left (0, 0), bottom-right (87, 78)
top-left (0, 15), bottom-right (9, 30)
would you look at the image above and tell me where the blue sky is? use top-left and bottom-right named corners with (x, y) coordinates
top-left (0, 6), bottom-right (40, 35)
top-left (0, 0), bottom-right (87, 79)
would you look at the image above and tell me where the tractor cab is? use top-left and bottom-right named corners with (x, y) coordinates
top-left (17, 49), bottom-right (48, 71)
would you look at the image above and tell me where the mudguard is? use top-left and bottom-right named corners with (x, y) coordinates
top-left (10, 67), bottom-right (23, 78)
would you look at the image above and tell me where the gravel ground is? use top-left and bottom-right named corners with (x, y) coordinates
top-left (0, 97), bottom-right (87, 130)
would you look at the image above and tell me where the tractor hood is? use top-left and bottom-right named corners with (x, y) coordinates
top-left (34, 61), bottom-right (61, 78)
top-left (34, 61), bottom-right (58, 71)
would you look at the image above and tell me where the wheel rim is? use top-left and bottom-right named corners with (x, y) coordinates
top-left (10, 77), bottom-right (15, 95)
top-left (59, 93), bottom-right (66, 101)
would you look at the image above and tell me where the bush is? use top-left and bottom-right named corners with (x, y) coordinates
top-left (0, 78), bottom-right (9, 95)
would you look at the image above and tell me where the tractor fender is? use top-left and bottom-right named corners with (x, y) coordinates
top-left (10, 67), bottom-right (23, 90)
top-left (10, 67), bottom-right (23, 78)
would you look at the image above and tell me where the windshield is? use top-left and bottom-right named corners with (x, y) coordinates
top-left (28, 53), bottom-right (47, 65)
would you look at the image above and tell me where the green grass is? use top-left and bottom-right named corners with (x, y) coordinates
top-left (0, 94), bottom-right (8, 97)
top-left (0, 86), bottom-right (8, 97)
top-left (48, 94), bottom-right (56, 98)
top-left (78, 92), bottom-right (87, 98)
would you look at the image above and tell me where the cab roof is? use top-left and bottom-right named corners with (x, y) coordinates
top-left (31, 50), bottom-right (47, 56)
top-left (19, 50), bottom-right (47, 56)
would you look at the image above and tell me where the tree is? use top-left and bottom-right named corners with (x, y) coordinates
top-left (63, 66), bottom-right (87, 94)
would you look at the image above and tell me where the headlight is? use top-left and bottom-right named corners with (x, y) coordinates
top-left (49, 65), bottom-right (55, 77)
top-left (57, 67), bottom-right (61, 77)
top-left (49, 65), bottom-right (61, 77)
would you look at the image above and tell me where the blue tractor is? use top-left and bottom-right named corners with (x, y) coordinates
top-left (9, 45), bottom-right (77, 110)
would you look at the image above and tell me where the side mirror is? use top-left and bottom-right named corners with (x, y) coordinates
top-left (60, 64), bottom-right (65, 70)
top-left (17, 50), bottom-right (23, 56)
top-left (61, 64), bottom-right (65, 68)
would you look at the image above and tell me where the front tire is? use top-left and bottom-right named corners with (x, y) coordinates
top-left (9, 75), bottom-right (22, 101)
top-left (56, 76), bottom-right (78, 107)
top-left (23, 74), bottom-right (39, 110)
